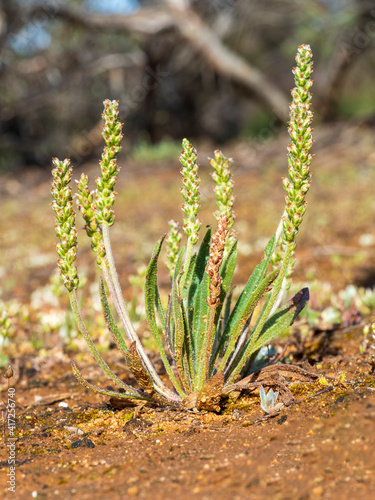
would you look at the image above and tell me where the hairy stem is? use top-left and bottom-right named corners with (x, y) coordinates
top-left (69, 289), bottom-right (140, 396)
top-left (101, 222), bottom-right (180, 402)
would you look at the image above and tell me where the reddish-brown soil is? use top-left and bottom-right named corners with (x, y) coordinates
top-left (0, 326), bottom-right (374, 500)
top-left (1, 123), bottom-right (375, 499)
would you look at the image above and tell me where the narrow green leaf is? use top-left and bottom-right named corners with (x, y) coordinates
top-left (226, 288), bottom-right (309, 384)
top-left (154, 281), bottom-right (166, 331)
top-left (212, 235), bottom-right (275, 361)
top-left (263, 234), bottom-right (277, 266)
top-left (145, 236), bottom-right (186, 398)
top-left (191, 271), bottom-right (211, 389)
top-left (249, 240), bottom-right (294, 344)
top-left (99, 278), bottom-right (128, 356)
top-left (218, 269), bottom-right (279, 371)
top-left (187, 228), bottom-right (212, 316)
top-left (219, 240), bottom-right (238, 301)
top-left (213, 240), bottom-right (238, 328)
top-left (222, 288), bottom-right (235, 337)
top-left (181, 253), bottom-right (196, 302)
top-left (171, 273), bottom-right (191, 391)
top-left (164, 295), bottom-right (174, 359)
top-left (253, 287), bottom-right (309, 351)
top-left (169, 246), bottom-right (186, 348)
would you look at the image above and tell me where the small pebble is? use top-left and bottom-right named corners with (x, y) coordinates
top-left (58, 402), bottom-right (68, 408)
top-left (71, 438), bottom-right (95, 449)
top-left (65, 426), bottom-right (84, 436)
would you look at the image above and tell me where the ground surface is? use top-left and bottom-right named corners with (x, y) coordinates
top-left (1, 122), bottom-right (375, 499)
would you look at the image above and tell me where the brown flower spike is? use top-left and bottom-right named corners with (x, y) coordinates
top-left (206, 214), bottom-right (229, 307)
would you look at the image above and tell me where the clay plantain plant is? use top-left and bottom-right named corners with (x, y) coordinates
top-left (51, 45), bottom-right (315, 411)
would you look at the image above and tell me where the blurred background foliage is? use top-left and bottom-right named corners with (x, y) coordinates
top-left (0, 0), bottom-right (375, 170)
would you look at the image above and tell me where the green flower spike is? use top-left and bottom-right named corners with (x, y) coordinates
top-left (225, 45), bottom-right (314, 378)
top-left (209, 149), bottom-right (237, 253)
top-left (209, 150), bottom-right (236, 229)
top-left (179, 138), bottom-right (202, 245)
top-left (282, 44), bottom-right (313, 246)
top-left (179, 138), bottom-right (202, 288)
top-left (51, 158), bottom-right (79, 292)
top-left (95, 99), bottom-right (123, 226)
top-left (270, 44), bottom-right (313, 303)
top-left (76, 173), bottom-right (106, 266)
top-left (165, 219), bottom-right (182, 279)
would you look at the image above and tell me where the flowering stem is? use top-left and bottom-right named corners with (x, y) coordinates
top-left (51, 158), bottom-right (79, 292)
top-left (68, 289), bottom-right (140, 396)
top-left (101, 222), bottom-right (179, 402)
top-left (179, 139), bottom-right (201, 291)
top-left (209, 150), bottom-right (236, 254)
top-left (226, 45), bottom-right (314, 385)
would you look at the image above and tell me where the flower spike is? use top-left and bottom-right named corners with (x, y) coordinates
top-left (179, 138), bottom-right (201, 245)
top-left (51, 158), bottom-right (79, 292)
top-left (95, 99), bottom-right (123, 226)
top-left (282, 44), bottom-right (313, 245)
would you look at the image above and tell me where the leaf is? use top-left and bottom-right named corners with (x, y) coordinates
top-left (164, 295), bottom-right (174, 359)
top-left (218, 269), bottom-right (279, 371)
top-left (144, 236), bottom-right (166, 347)
top-left (212, 236), bottom-right (275, 364)
top-left (212, 241), bottom-right (238, 336)
top-left (144, 235), bottom-right (165, 343)
top-left (226, 288), bottom-right (309, 384)
top-left (145, 236), bottom-right (185, 398)
top-left (169, 246), bottom-right (186, 348)
top-left (252, 287), bottom-right (309, 351)
top-left (99, 278), bottom-right (127, 356)
top-left (191, 270), bottom-right (211, 388)
top-left (171, 272), bottom-right (191, 391)
top-left (219, 240), bottom-right (238, 302)
top-left (187, 228), bottom-right (212, 322)
top-left (181, 253), bottom-right (196, 302)
top-left (125, 342), bottom-right (154, 393)
top-left (154, 283), bottom-right (166, 332)
top-left (211, 287), bottom-right (234, 366)
top-left (263, 235), bottom-right (277, 269)
top-left (222, 288), bottom-right (235, 333)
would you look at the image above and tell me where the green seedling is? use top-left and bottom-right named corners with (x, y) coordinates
top-left (259, 386), bottom-right (284, 414)
top-left (51, 45), bottom-right (314, 411)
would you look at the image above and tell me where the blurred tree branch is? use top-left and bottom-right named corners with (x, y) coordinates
top-left (164, 0), bottom-right (289, 122)
top-left (317, 0), bottom-right (375, 120)
top-left (27, 1), bottom-right (289, 122)
top-left (0, 0), bottom-right (373, 168)
top-left (28, 4), bottom-right (174, 35)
